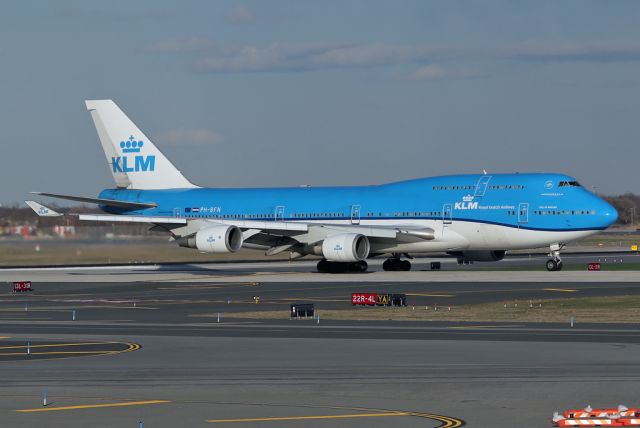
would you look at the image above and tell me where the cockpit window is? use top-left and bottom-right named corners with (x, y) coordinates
top-left (558, 180), bottom-right (581, 187)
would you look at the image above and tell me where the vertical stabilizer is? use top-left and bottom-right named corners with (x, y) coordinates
top-left (85, 100), bottom-right (198, 189)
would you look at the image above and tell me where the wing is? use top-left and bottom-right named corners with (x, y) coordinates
top-left (27, 202), bottom-right (464, 258)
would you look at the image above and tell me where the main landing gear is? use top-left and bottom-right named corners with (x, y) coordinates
top-left (546, 243), bottom-right (565, 272)
top-left (382, 255), bottom-right (412, 271)
top-left (317, 259), bottom-right (368, 273)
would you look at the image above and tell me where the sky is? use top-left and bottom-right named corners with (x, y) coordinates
top-left (1, 0), bottom-right (639, 205)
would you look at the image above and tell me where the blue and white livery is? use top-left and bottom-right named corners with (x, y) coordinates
top-left (28, 100), bottom-right (618, 272)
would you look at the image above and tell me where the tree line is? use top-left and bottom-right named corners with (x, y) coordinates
top-left (604, 194), bottom-right (639, 226)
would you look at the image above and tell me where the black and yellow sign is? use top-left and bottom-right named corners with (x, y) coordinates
top-left (376, 294), bottom-right (389, 305)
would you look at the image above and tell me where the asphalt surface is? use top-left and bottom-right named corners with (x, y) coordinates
top-left (1, 278), bottom-right (640, 323)
top-left (0, 262), bottom-right (639, 427)
top-left (0, 338), bottom-right (138, 361)
top-left (0, 251), bottom-right (638, 285)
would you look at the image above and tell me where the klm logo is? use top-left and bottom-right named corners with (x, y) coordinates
top-left (455, 195), bottom-right (478, 210)
top-left (112, 136), bottom-right (155, 173)
top-left (455, 201), bottom-right (478, 210)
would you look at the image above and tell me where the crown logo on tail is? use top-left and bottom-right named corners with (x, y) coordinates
top-left (120, 135), bottom-right (144, 153)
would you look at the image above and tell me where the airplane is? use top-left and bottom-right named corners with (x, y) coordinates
top-left (27, 100), bottom-right (618, 273)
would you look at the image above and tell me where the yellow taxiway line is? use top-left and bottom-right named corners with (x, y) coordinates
top-left (544, 288), bottom-right (578, 292)
top-left (16, 400), bottom-right (169, 413)
top-left (206, 412), bottom-right (409, 423)
top-left (0, 342), bottom-right (139, 361)
top-left (414, 412), bottom-right (465, 427)
top-left (0, 351), bottom-right (121, 356)
top-left (0, 342), bottom-right (115, 351)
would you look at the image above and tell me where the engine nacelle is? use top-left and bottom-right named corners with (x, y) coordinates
top-left (321, 233), bottom-right (370, 262)
top-left (179, 225), bottom-right (243, 253)
top-left (455, 250), bottom-right (506, 262)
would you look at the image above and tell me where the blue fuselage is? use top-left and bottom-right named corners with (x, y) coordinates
top-left (98, 173), bottom-right (617, 233)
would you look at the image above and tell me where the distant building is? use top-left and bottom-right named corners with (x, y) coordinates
top-left (11, 225), bottom-right (34, 237)
top-left (52, 225), bottom-right (76, 238)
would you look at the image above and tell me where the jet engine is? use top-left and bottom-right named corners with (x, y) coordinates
top-left (453, 250), bottom-right (506, 262)
top-left (178, 225), bottom-right (243, 253)
top-left (321, 233), bottom-right (370, 262)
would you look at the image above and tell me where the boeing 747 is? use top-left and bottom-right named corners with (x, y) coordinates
top-left (28, 100), bottom-right (618, 272)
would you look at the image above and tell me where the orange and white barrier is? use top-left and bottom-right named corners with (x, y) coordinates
top-left (553, 405), bottom-right (640, 427)
top-left (555, 420), bottom-right (623, 426)
top-left (564, 406), bottom-right (639, 419)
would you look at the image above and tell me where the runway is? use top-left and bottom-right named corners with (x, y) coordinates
top-left (0, 262), bottom-right (639, 427)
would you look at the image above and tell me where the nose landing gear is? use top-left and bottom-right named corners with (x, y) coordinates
top-left (546, 243), bottom-right (565, 271)
top-left (546, 258), bottom-right (563, 271)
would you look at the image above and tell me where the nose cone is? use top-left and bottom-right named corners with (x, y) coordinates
top-left (598, 198), bottom-right (618, 227)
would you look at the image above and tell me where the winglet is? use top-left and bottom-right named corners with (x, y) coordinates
top-left (25, 201), bottom-right (63, 217)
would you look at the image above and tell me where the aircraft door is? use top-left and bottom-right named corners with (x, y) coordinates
top-left (518, 202), bottom-right (529, 224)
top-left (275, 205), bottom-right (285, 221)
top-left (518, 202), bottom-right (529, 225)
top-left (350, 205), bottom-right (361, 225)
top-left (474, 175), bottom-right (492, 197)
top-left (443, 203), bottom-right (452, 225)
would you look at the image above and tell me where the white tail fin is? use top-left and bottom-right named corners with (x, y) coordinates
top-left (85, 100), bottom-right (198, 189)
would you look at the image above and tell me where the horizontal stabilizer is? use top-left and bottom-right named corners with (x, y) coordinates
top-left (32, 192), bottom-right (157, 210)
top-left (25, 201), bottom-right (62, 217)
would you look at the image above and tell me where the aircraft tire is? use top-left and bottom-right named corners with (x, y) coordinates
top-left (355, 260), bottom-right (368, 272)
top-left (327, 261), bottom-right (349, 273)
top-left (317, 259), bottom-right (329, 273)
top-left (344, 261), bottom-right (368, 273)
top-left (546, 259), bottom-right (558, 271)
top-left (383, 258), bottom-right (401, 271)
top-left (383, 258), bottom-right (410, 271)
